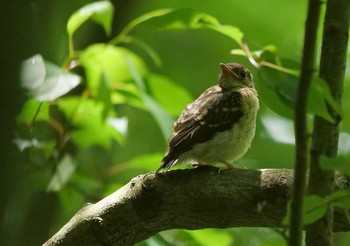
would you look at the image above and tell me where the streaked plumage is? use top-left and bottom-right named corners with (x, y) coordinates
top-left (157, 63), bottom-right (259, 172)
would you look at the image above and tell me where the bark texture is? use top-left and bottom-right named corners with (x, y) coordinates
top-left (44, 168), bottom-right (350, 246)
top-left (306, 0), bottom-right (350, 245)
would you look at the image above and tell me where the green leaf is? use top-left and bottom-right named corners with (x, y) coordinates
top-left (283, 195), bottom-right (328, 225)
top-left (124, 153), bottom-right (164, 170)
top-left (328, 190), bottom-right (350, 209)
top-left (308, 77), bottom-right (343, 123)
top-left (320, 155), bottom-right (350, 176)
top-left (140, 9), bottom-right (219, 30)
top-left (185, 229), bottom-right (232, 246)
top-left (47, 154), bottom-right (76, 192)
top-left (80, 44), bottom-right (148, 91)
top-left (110, 8), bottom-right (173, 45)
top-left (132, 8), bottom-right (242, 44)
top-left (96, 72), bottom-right (112, 119)
top-left (56, 96), bottom-right (81, 120)
top-left (17, 99), bottom-right (49, 123)
top-left (230, 48), bottom-right (246, 56)
top-left (68, 99), bottom-right (123, 148)
top-left (21, 54), bottom-right (81, 101)
top-left (67, 1), bottom-right (114, 38)
top-left (126, 57), bottom-right (173, 140)
top-left (206, 24), bottom-right (243, 44)
top-left (256, 70), bottom-right (295, 119)
top-left (124, 36), bottom-right (162, 67)
top-left (303, 195), bottom-right (328, 225)
top-left (146, 74), bottom-right (193, 116)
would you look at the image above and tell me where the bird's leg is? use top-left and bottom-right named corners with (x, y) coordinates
top-left (220, 159), bottom-right (236, 169)
top-left (220, 159), bottom-right (248, 170)
top-left (191, 162), bottom-right (208, 169)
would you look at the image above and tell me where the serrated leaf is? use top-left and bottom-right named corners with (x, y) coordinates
top-left (67, 1), bottom-right (114, 37)
top-left (21, 54), bottom-right (81, 101)
top-left (47, 154), bottom-right (76, 192)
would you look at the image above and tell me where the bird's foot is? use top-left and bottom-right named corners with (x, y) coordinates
top-left (220, 159), bottom-right (247, 170)
top-left (192, 163), bottom-right (208, 169)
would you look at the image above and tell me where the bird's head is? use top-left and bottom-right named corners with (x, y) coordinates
top-left (218, 63), bottom-right (254, 90)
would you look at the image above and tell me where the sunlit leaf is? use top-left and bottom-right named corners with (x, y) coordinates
top-left (17, 99), bottom-right (49, 123)
top-left (207, 24), bottom-right (243, 44)
top-left (146, 74), bottom-right (193, 116)
top-left (80, 44), bottom-right (148, 90)
top-left (56, 96), bottom-right (81, 120)
top-left (230, 48), bottom-right (246, 56)
top-left (70, 99), bottom-right (123, 148)
top-left (136, 8), bottom-right (242, 44)
top-left (47, 154), bottom-right (76, 192)
top-left (67, 1), bottom-right (114, 37)
top-left (140, 8), bottom-right (219, 30)
top-left (185, 229), bottom-right (232, 246)
top-left (21, 54), bottom-right (81, 101)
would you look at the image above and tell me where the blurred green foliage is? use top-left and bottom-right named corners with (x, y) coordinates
top-left (3, 0), bottom-right (350, 245)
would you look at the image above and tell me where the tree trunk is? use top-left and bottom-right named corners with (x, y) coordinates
top-left (306, 0), bottom-right (350, 245)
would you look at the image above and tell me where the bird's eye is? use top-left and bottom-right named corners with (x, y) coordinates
top-left (240, 71), bottom-right (247, 79)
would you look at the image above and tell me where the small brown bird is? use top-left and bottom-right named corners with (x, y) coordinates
top-left (157, 63), bottom-right (259, 172)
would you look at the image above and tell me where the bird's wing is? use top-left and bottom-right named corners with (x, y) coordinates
top-left (159, 86), bottom-right (244, 170)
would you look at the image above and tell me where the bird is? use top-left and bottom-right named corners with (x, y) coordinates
top-left (157, 62), bottom-right (259, 172)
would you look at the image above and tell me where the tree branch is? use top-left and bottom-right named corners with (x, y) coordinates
top-left (291, 0), bottom-right (323, 244)
top-left (44, 168), bottom-right (350, 246)
top-left (306, 0), bottom-right (350, 245)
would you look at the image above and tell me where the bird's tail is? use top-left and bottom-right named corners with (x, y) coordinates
top-left (156, 153), bottom-right (178, 173)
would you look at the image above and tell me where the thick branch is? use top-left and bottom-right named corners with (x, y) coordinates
top-left (44, 168), bottom-right (350, 246)
top-left (306, 0), bottom-right (350, 244)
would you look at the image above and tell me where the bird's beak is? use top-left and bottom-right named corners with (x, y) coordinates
top-left (220, 63), bottom-right (231, 75)
top-left (220, 63), bottom-right (239, 79)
